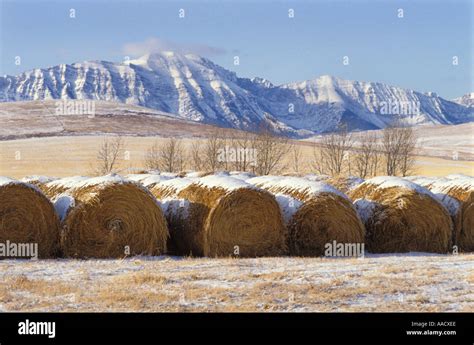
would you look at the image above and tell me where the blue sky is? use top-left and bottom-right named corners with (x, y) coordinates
top-left (0, 0), bottom-right (472, 99)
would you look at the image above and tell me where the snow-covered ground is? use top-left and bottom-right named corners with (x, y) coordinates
top-left (0, 254), bottom-right (472, 312)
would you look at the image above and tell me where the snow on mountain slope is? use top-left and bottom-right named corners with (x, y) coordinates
top-left (453, 93), bottom-right (474, 108)
top-left (0, 52), bottom-right (472, 136)
top-left (240, 75), bottom-right (473, 132)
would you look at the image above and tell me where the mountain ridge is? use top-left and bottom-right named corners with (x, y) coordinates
top-left (1, 51), bottom-right (472, 136)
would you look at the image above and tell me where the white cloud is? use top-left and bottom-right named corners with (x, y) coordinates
top-left (122, 37), bottom-right (226, 57)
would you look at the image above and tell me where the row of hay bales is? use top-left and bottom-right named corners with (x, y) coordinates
top-left (1, 172), bottom-right (473, 259)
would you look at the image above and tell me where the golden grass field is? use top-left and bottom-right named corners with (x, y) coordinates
top-left (1, 135), bottom-right (473, 178)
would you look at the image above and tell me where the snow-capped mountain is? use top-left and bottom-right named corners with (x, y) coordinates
top-left (0, 51), bottom-right (472, 136)
top-left (453, 93), bottom-right (473, 108)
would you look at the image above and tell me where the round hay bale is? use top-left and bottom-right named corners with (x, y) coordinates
top-left (248, 176), bottom-right (365, 257)
top-left (349, 176), bottom-right (452, 254)
top-left (427, 178), bottom-right (474, 252)
top-left (152, 176), bottom-right (287, 257)
top-left (58, 174), bottom-right (169, 258)
top-left (0, 177), bottom-right (60, 258)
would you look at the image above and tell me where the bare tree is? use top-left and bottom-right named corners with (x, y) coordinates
top-left (382, 121), bottom-right (417, 176)
top-left (96, 136), bottom-right (124, 175)
top-left (145, 138), bottom-right (185, 172)
top-left (369, 143), bottom-right (381, 177)
top-left (252, 125), bottom-right (290, 175)
top-left (290, 143), bottom-right (303, 174)
top-left (353, 131), bottom-right (379, 178)
top-left (189, 140), bottom-right (204, 171)
top-left (382, 125), bottom-right (400, 176)
top-left (312, 125), bottom-right (353, 176)
top-left (398, 127), bottom-right (417, 177)
top-left (230, 131), bottom-right (256, 172)
top-left (203, 129), bottom-right (224, 172)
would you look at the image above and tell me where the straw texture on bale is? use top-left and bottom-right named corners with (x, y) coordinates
top-left (58, 175), bottom-right (169, 258)
top-left (428, 178), bottom-right (474, 252)
top-left (248, 176), bottom-right (365, 257)
top-left (43, 176), bottom-right (89, 199)
top-left (151, 178), bottom-right (196, 199)
top-left (349, 177), bottom-right (452, 254)
top-left (20, 176), bottom-right (56, 193)
top-left (152, 176), bottom-right (287, 257)
top-left (0, 177), bottom-right (60, 258)
top-left (325, 176), bottom-right (365, 194)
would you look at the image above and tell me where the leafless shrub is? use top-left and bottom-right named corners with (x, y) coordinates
top-left (382, 120), bottom-right (417, 176)
top-left (290, 143), bottom-right (304, 174)
top-left (252, 125), bottom-right (290, 175)
top-left (230, 131), bottom-right (257, 172)
top-left (353, 131), bottom-right (380, 178)
top-left (203, 129), bottom-right (225, 172)
top-left (190, 141), bottom-right (204, 171)
top-left (145, 138), bottom-right (185, 173)
top-left (312, 125), bottom-right (353, 176)
top-left (95, 136), bottom-right (125, 175)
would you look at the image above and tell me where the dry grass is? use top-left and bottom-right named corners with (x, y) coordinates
top-left (0, 254), bottom-right (472, 312)
top-left (1, 135), bottom-right (473, 179)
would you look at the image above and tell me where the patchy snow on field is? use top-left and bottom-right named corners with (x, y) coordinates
top-left (0, 254), bottom-right (472, 312)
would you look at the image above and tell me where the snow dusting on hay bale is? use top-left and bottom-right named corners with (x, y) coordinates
top-left (180, 175), bottom-right (287, 257)
top-left (325, 176), bottom-right (365, 194)
top-left (404, 176), bottom-right (440, 189)
top-left (42, 176), bottom-right (89, 199)
top-left (427, 177), bottom-right (474, 252)
top-left (153, 176), bottom-right (287, 257)
top-left (20, 175), bottom-right (57, 193)
top-left (57, 174), bottom-right (168, 258)
top-left (349, 176), bottom-right (452, 254)
top-left (150, 177), bottom-right (196, 199)
top-left (150, 178), bottom-right (200, 255)
top-left (0, 177), bottom-right (60, 258)
top-left (126, 173), bottom-right (173, 189)
top-left (247, 176), bottom-right (364, 257)
top-left (182, 171), bottom-right (214, 178)
top-left (304, 174), bottom-right (330, 182)
top-left (229, 171), bottom-right (256, 180)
